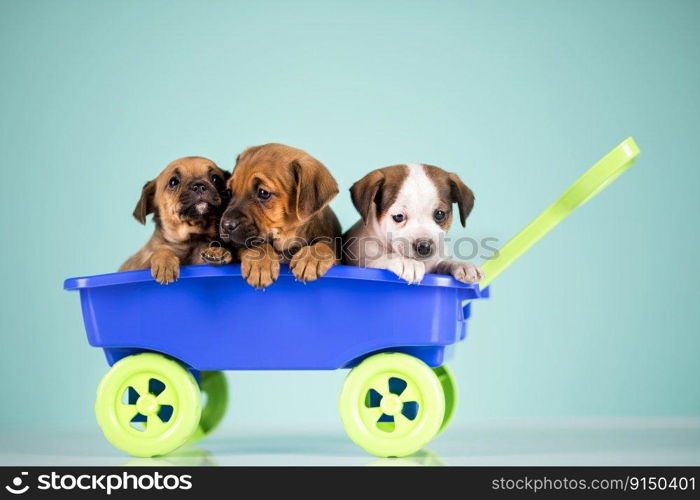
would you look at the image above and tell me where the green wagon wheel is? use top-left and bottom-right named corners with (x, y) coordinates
top-left (433, 365), bottom-right (457, 432)
top-left (339, 352), bottom-right (445, 458)
top-left (95, 353), bottom-right (201, 457)
top-left (189, 371), bottom-right (228, 444)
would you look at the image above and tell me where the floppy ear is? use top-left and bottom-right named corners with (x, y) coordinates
top-left (448, 172), bottom-right (475, 227)
top-left (132, 180), bottom-right (156, 224)
top-left (350, 170), bottom-right (384, 225)
top-left (292, 158), bottom-right (339, 221)
top-left (350, 167), bottom-right (405, 225)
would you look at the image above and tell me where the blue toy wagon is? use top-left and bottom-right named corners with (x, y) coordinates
top-left (65, 265), bottom-right (484, 457)
top-left (64, 139), bottom-right (639, 458)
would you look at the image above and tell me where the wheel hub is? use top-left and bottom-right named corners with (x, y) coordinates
top-left (379, 394), bottom-right (402, 416)
top-left (135, 394), bottom-right (160, 416)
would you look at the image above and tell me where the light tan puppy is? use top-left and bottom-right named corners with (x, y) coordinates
top-left (204, 143), bottom-right (341, 288)
top-left (344, 163), bottom-right (483, 284)
top-left (120, 156), bottom-right (231, 284)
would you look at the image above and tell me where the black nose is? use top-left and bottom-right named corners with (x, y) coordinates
top-left (190, 182), bottom-right (208, 193)
top-left (221, 218), bottom-right (240, 234)
top-left (415, 239), bottom-right (433, 257)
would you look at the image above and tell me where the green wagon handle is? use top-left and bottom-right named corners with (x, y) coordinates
top-left (471, 137), bottom-right (640, 297)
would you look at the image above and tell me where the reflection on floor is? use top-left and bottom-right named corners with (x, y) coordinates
top-left (1, 418), bottom-right (699, 466)
top-left (119, 447), bottom-right (445, 467)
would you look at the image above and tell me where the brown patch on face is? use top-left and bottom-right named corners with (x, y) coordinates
top-left (220, 143), bottom-right (339, 245)
top-left (423, 164), bottom-right (475, 227)
top-left (132, 156), bottom-right (231, 241)
top-left (349, 165), bottom-right (409, 224)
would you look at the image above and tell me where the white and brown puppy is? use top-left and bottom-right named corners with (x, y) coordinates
top-left (344, 164), bottom-right (484, 284)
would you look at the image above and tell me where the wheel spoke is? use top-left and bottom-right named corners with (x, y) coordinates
top-left (115, 403), bottom-right (138, 424)
top-left (399, 382), bottom-right (419, 403)
top-left (156, 386), bottom-right (176, 406)
top-left (127, 374), bottom-right (151, 398)
top-left (144, 414), bottom-right (168, 436)
top-left (367, 375), bottom-right (390, 398)
top-left (360, 406), bottom-right (384, 425)
top-left (393, 412), bottom-right (414, 434)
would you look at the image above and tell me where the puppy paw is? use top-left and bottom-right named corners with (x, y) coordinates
top-left (201, 246), bottom-right (233, 266)
top-left (451, 262), bottom-right (484, 283)
top-left (290, 243), bottom-right (336, 282)
top-left (389, 258), bottom-right (425, 284)
top-left (151, 254), bottom-right (180, 284)
top-left (241, 244), bottom-right (280, 289)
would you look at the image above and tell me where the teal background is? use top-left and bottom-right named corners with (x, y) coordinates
top-left (1, 0), bottom-right (698, 433)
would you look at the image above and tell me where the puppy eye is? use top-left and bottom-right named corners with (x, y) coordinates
top-left (168, 176), bottom-right (180, 188)
top-left (256, 188), bottom-right (272, 201)
top-left (434, 210), bottom-right (447, 222)
top-left (211, 174), bottom-right (223, 187)
top-left (392, 214), bottom-right (405, 223)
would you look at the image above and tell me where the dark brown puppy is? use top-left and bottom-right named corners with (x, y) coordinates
top-left (120, 156), bottom-right (231, 284)
top-left (203, 143), bottom-right (341, 288)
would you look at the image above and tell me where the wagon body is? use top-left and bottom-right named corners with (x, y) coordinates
top-left (64, 265), bottom-right (487, 370)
